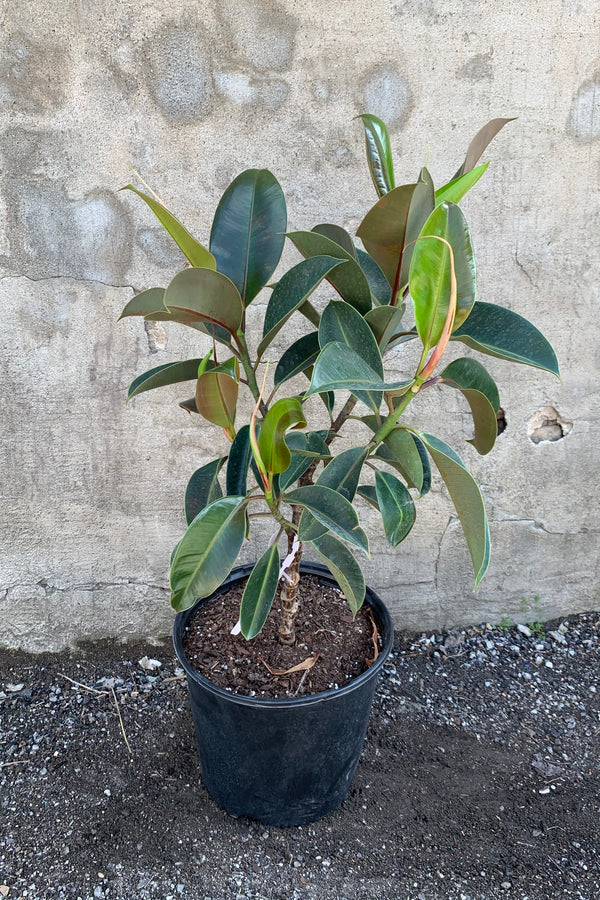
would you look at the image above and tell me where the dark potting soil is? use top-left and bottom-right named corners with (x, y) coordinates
top-left (182, 574), bottom-right (379, 698)
top-left (1, 611), bottom-right (600, 900)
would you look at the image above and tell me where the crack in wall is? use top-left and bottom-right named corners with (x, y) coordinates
top-left (0, 273), bottom-right (137, 292)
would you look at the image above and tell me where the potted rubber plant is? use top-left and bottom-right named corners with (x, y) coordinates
top-left (117, 116), bottom-right (558, 825)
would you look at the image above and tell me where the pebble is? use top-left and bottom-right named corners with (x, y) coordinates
top-left (517, 624), bottom-right (531, 637)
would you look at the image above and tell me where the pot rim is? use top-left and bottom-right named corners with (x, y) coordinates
top-left (173, 561), bottom-right (394, 710)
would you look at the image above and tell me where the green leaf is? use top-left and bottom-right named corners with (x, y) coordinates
top-left (287, 230), bottom-right (372, 315)
top-left (319, 301), bottom-right (384, 411)
top-left (298, 447), bottom-right (370, 542)
top-left (274, 332), bottom-right (320, 388)
top-left (411, 434), bottom-right (431, 496)
top-left (307, 342), bottom-right (411, 405)
top-left (226, 425), bottom-right (256, 496)
top-left (118, 287), bottom-right (167, 320)
top-left (355, 248), bottom-right (392, 305)
top-left (258, 256), bottom-right (344, 357)
top-left (419, 433), bottom-right (491, 588)
top-left (127, 358), bottom-right (206, 403)
top-left (210, 169), bottom-right (287, 305)
top-left (364, 305), bottom-right (405, 351)
top-left (357, 114), bottom-right (395, 197)
top-left (185, 458), bottom-right (226, 525)
top-left (357, 484), bottom-right (379, 509)
top-left (440, 358), bottom-right (500, 455)
top-left (258, 398), bottom-right (307, 475)
top-left (361, 418), bottom-right (425, 493)
top-left (454, 117), bottom-right (517, 178)
top-left (409, 202), bottom-right (476, 351)
top-left (240, 543), bottom-right (281, 639)
top-left (356, 172), bottom-right (435, 292)
top-left (435, 162), bottom-right (489, 207)
top-left (120, 185), bottom-right (216, 269)
top-left (279, 430), bottom-right (330, 491)
top-left (375, 470), bottom-right (416, 547)
top-left (170, 496), bottom-right (247, 610)
top-left (195, 368), bottom-right (238, 433)
top-left (312, 223), bottom-right (357, 258)
top-left (310, 533), bottom-right (366, 615)
top-left (451, 302), bottom-right (560, 378)
top-left (158, 268), bottom-right (244, 337)
top-left (285, 484), bottom-right (370, 555)
top-left (440, 357), bottom-right (500, 411)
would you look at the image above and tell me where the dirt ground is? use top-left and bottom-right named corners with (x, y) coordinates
top-left (1, 612), bottom-right (599, 900)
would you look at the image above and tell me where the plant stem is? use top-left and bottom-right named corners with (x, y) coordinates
top-left (370, 386), bottom-right (416, 446)
top-left (236, 329), bottom-right (267, 416)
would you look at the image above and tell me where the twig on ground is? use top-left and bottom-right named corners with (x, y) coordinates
top-left (111, 686), bottom-right (133, 756)
top-left (57, 673), bottom-right (108, 696)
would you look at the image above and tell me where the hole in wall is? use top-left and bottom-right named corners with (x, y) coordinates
top-left (496, 407), bottom-right (507, 435)
top-left (527, 406), bottom-right (572, 444)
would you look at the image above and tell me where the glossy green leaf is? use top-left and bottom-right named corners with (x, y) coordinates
top-left (127, 358), bottom-right (206, 403)
top-left (409, 202), bottom-right (476, 351)
top-left (439, 358), bottom-right (500, 454)
top-left (307, 342), bottom-right (411, 404)
top-left (240, 543), bottom-right (281, 639)
top-left (195, 369), bottom-right (238, 432)
top-left (357, 484), bottom-right (379, 509)
top-left (360, 419), bottom-right (424, 493)
top-left (299, 447), bottom-right (369, 542)
top-left (258, 398), bottom-right (307, 475)
top-left (273, 332), bottom-right (320, 388)
top-left (310, 533), bottom-right (365, 615)
top-left (355, 248), bottom-right (392, 305)
top-left (356, 172), bottom-right (435, 293)
top-left (435, 163), bottom-right (489, 207)
top-left (185, 458), bottom-right (226, 525)
top-left (364, 305), bottom-right (405, 351)
top-left (375, 470), bottom-right (416, 547)
top-left (285, 484), bottom-right (370, 555)
top-left (209, 169), bottom-right (286, 305)
top-left (312, 223), bottom-right (357, 258)
top-left (226, 425), bottom-right (256, 496)
top-left (419, 433), bottom-right (491, 587)
top-left (451, 302), bottom-right (560, 377)
top-left (411, 434), bottom-right (431, 496)
top-left (319, 301), bottom-right (384, 411)
top-left (258, 256), bottom-right (344, 357)
top-left (156, 268), bottom-right (243, 337)
top-left (121, 186), bottom-right (216, 269)
top-left (170, 496), bottom-right (247, 611)
top-left (454, 117), bottom-right (517, 178)
top-left (440, 357), bottom-right (500, 411)
top-left (357, 114), bottom-right (395, 197)
top-left (278, 430), bottom-right (330, 491)
top-left (118, 287), bottom-right (167, 320)
top-left (287, 231), bottom-right (372, 315)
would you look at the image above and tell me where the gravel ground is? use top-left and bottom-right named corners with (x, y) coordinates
top-left (1, 611), bottom-right (599, 900)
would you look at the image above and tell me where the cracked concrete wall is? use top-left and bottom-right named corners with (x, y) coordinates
top-left (0, 0), bottom-right (598, 650)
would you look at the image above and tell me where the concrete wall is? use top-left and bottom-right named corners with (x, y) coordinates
top-left (1, 0), bottom-right (598, 650)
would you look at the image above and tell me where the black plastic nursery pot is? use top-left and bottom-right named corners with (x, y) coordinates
top-left (173, 561), bottom-right (394, 827)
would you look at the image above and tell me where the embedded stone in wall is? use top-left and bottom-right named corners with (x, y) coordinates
top-left (214, 72), bottom-right (288, 110)
top-left (361, 65), bottom-right (412, 128)
top-left (216, 0), bottom-right (297, 72)
top-left (528, 406), bottom-right (573, 444)
top-left (458, 51), bottom-right (494, 81)
top-left (4, 181), bottom-right (133, 283)
top-left (143, 23), bottom-right (213, 123)
top-left (567, 76), bottom-right (600, 142)
top-left (0, 32), bottom-right (70, 114)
